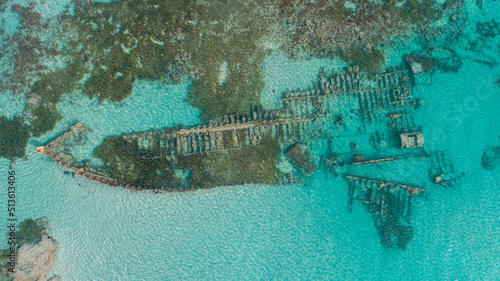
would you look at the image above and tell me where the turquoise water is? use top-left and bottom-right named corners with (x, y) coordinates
top-left (1, 1), bottom-right (500, 280)
top-left (49, 79), bottom-right (201, 162)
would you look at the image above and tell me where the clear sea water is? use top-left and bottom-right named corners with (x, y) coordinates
top-left (1, 1), bottom-right (499, 280)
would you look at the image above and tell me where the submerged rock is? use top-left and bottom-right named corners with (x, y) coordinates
top-left (406, 55), bottom-right (434, 74)
top-left (13, 235), bottom-right (58, 281)
top-left (432, 175), bottom-right (443, 184)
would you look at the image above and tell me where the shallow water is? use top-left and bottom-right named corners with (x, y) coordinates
top-left (1, 0), bottom-right (499, 280)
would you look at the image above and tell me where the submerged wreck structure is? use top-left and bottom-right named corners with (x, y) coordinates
top-left (346, 176), bottom-right (428, 249)
top-left (37, 63), bottom-right (460, 249)
top-left (38, 65), bottom-right (421, 190)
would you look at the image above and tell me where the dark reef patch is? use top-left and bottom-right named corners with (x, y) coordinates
top-left (29, 105), bottom-right (62, 138)
top-left (0, 115), bottom-right (31, 161)
top-left (279, 0), bottom-right (448, 75)
top-left (27, 57), bottom-right (85, 136)
top-left (0, 2), bottom-right (69, 96)
top-left (481, 139), bottom-right (500, 171)
top-left (476, 20), bottom-right (500, 38)
top-left (397, 0), bottom-right (443, 24)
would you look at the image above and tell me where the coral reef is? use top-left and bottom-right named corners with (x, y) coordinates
top-left (0, 116), bottom-right (31, 161)
top-left (63, 0), bottom-right (273, 121)
top-left (0, 2), bottom-right (80, 137)
top-left (396, 0), bottom-right (443, 24)
top-left (0, 3), bottom-right (70, 96)
top-left (1, 0), bottom-right (276, 140)
top-left (187, 33), bottom-right (267, 121)
top-left (276, 0), bottom-right (462, 76)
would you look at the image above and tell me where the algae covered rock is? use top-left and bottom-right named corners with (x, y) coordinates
top-left (16, 219), bottom-right (43, 245)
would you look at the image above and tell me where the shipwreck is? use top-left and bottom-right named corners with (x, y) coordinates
top-left (38, 65), bottom-right (425, 191)
top-left (36, 62), bottom-right (463, 249)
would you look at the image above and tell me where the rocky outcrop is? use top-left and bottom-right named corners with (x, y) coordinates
top-left (13, 236), bottom-right (58, 281)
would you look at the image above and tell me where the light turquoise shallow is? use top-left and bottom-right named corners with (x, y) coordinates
top-left (0, 1), bottom-right (499, 280)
